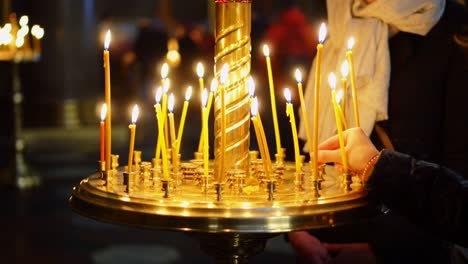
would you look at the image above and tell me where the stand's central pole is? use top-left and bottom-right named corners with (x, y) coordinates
top-left (214, 0), bottom-right (252, 184)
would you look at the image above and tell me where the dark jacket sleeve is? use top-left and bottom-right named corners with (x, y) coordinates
top-left (366, 149), bottom-right (468, 247)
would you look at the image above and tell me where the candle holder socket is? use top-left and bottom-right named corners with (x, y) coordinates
top-left (161, 179), bottom-right (170, 198)
top-left (266, 180), bottom-right (276, 201)
top-left (214, 183), bottom-right (224, 202)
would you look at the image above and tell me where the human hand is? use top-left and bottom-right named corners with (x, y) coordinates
top-left (288, 231), bottom-right (331, 264)
top-left (317, 127), bottom-right (379, 181)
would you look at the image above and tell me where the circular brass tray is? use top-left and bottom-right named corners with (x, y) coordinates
top-left (69, 163), bottom-right (372, 233)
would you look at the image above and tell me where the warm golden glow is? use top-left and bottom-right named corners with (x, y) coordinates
top-left (284, 88), bottom-right (292, 103)
top-left (251, 97), bottom-right (259, 116)
top-left (168, 93), bottom-right (175, 112)
top-left (19, 16), bottom-right (29, 27)
top-left (202, 88), bottom-right (208, 107)
top-left (347, 37), bottom-right (355, 50)
top-left (161, 63), bottom-right (169, 79)
top-left (262, 44), bottom-right (270, 57)
top-left (295, 69), bottom-right (302, 83)
top-left (31, 25), bottom-right (44, 39)
top-left (185, 86), bottom-right (193, 101)
top-left (248, 76), bottom-right (255, 97)
top-left (155, 87), bottom-right (163, 103)
top-left (104, 30), bottom-right (111, 50)
top-left (163, 78), bottom-right (170, 92)
top-left (131, 104), bottom-right (139, 124)
top-left (319, 23), bottom-right (327, 43)
top-left (100, 103), bottom-right (107, 121)
top-left (328, 72), bottom-right (337, 90)
top-left (220, 64), bottom-right (229, 85)
top-left (341, 61), bottom-right (349, 78)
top-left (17, 27), bottom-right (29, 38)
top-left (196, 62), bottom-right (204, 78)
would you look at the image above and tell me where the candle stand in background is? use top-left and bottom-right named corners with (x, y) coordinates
top-left (1, 14), bottom-right (45, 189)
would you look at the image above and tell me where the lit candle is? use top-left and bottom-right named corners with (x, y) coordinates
top-left (202, 89), bottom-right (209, 178)
top-left (99, 103), bottom-right (107, 162)
top-left (312, 23), bottom-right (327, 180)
top-left (263, 44), bottom-right (282, 156)
top-left (103, 30), bottom-right (112, 171)
top-left (250, 97), bottom-right (272, 179)
top-left (127, 105), bottom-right (139, 173)
top-left (196, 62), bottom-right (205, 112)
top-left (295, 69), bottom-right (312, 162)
top-left (284, 88), bottom-right (301, 173)
top-left (217, 64), bottom-right (229, 182)
top-left (346, 37), bottom-right (360, 127)
top-left (176, 86), bottom-right (192, 155)
top-left (336, 89), bottom-right (348, 130)
top-left (198, 79), bottom-right (217, 153)
top-left (162, 79), bottom-right (170, 148)
top-left (340, 61), bottom-right (349, 118)
top-left (30, 25), bottom-right (44, 56)
top-left (167, 93), bottom-right (177, 171)
top-left (328, 73), bottom-right (348, 174)
top-left (154, 87), bottom-right (163, 159)
top-left (155, 88), bottom-right (169, 179)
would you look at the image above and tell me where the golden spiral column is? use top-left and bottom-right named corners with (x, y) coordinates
top-left (214, 0), bottom-right (251, 183)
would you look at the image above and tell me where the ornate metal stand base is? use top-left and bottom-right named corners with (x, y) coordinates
top-left (70, 163), bottom-right (374, 263)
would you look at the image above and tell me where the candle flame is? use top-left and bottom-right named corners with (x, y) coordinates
top-left (328, 72), bottom-right (337, 90)
top-left (284, 88), bottom-right (292, 103)
top-left (251, 97), bottom-right (259, 116)
top-left (210, 78), bottom-right (218, 92)
top-left (248, 76), bottom-right (255, 97)
top-left (336, 89), bottom-right (344, 104)
top-left (32, 25), bottom-right (44, 39)
top-left (341, 61), bottom-right (349, 78)
top-left (319, 23), bottom-right (327, 43)
top-left (3, 23), bottom-right (11, 32)
top-left (196, 62), bottom-right (204, 78)
top-left (104, 30), bottom-right (111, 50)
top-left (168, 93), bottom-right (175, 112)
top-left (19, 16), bottom-right (29, 27)
top-left (295, 69), bottom-right (302, 83)
top-left (155, 87), bottom-right (163, 103)
top-left (347, 37), bottom-right (355, 50)
top-left (163, 78), bottom-right (170, 92)
top-left (161, 63), bottom-right (169, 79)
top-left (131, 104), bottom-right (139, 124)
top-left (100, 103), bottom-right (107, 121)
top-left (220, 63), bottom-right (229, 85)
top-left (15, 37), bottom-right (24, 48)
top-left (185, 86), bottom-right (192, 101)
top-left (262, 44), bottom-right (270, 57)
top-left (201, 88), bottom-right (208, 107)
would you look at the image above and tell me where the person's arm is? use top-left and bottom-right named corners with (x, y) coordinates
top-left (367, 149), bottom-right (468, 247)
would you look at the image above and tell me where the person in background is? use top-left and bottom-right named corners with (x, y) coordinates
top-left (298, 0), bottom-right (468, 263)
top-left (288, 127), bottom-right (468, 263)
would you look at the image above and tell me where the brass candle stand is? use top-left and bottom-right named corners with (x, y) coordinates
top-left (70, 1), bottom-right (373, 262)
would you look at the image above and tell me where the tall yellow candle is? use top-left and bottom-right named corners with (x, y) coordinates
top-left (263, 44), bottom-right (282, 156)
top-left (176, 86), bottom-right (192, 155)
top-left (340, 61), bottom-right (349, 118)
top-left (346, 37), bottom-right (360, 127)
top-left (256, 108), bottom-right (273, 178)
top-left (103, 30), bottom-right (112, 171)
top-left (154, 87), bottom-right (163, 159)
top-left (336, 89), bottom-right (348, 130)
top-left (167, 94), bottom-right (177, 171)
top-left (198, 79), bottom-right (217, 152)
top-left (201, 89), bottom-right (209, 178)
top-left (250, 97), bottom-right (271, 179)
top-left (196, 62), bottom-right (205, 111)
top-left (328, 73), bottom-right (348, 174)
top-left (284, 88), bottom-right (301, 173)
top-left (155, 91), bottom-right (169, 179)
top-left (312, 23), bottom-right (327, 180)
top-left (127, 105), bottom-right (139, 173)
top-left (161, 79), bottom-right (170, 148)
top-left (295, 69), bottom-right (312, 162)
